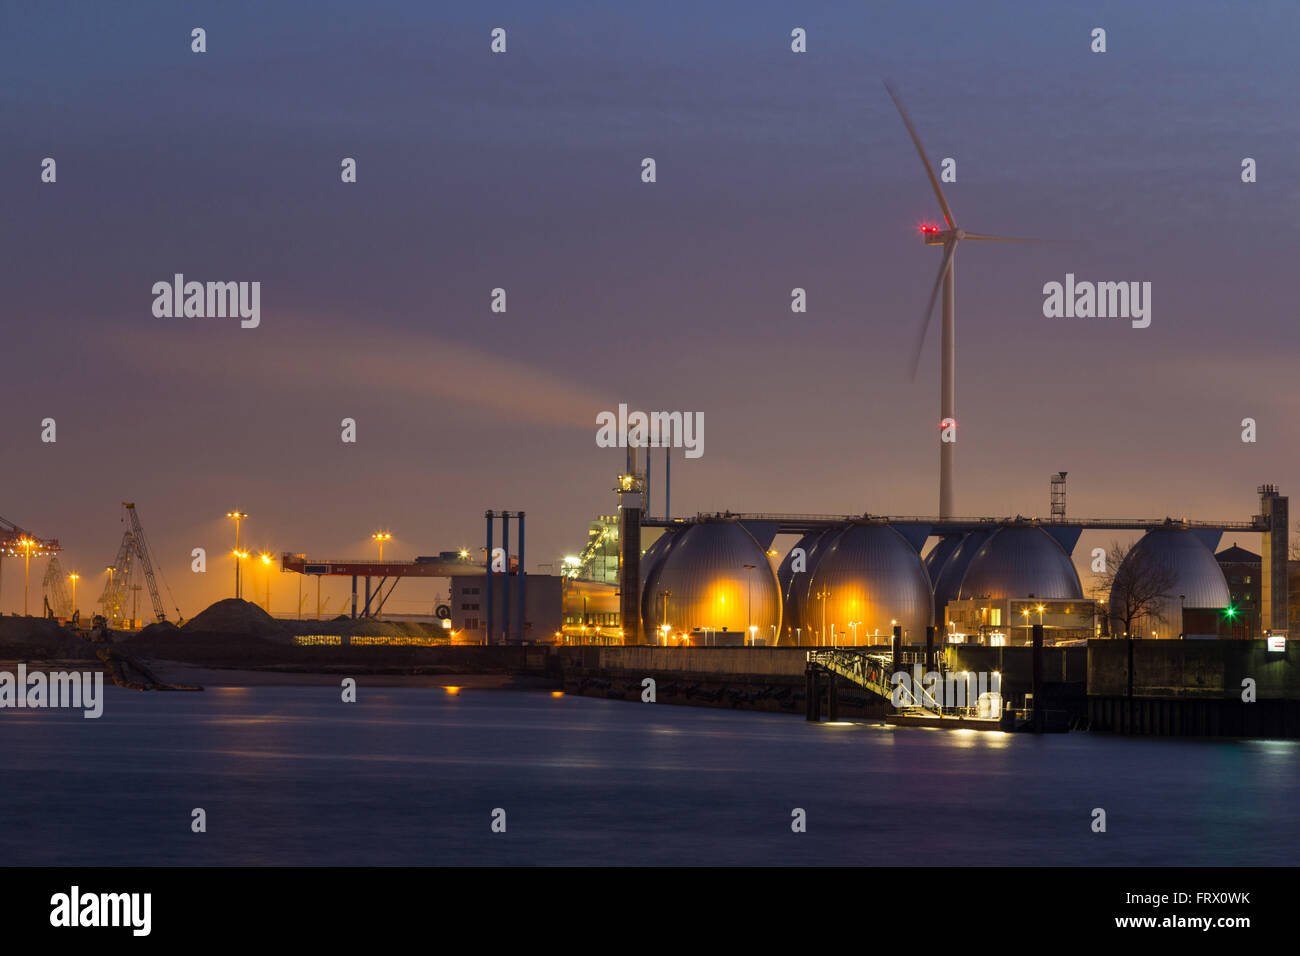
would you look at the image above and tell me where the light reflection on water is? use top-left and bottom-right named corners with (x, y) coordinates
top-left (0, 685), bottom-right (1294, 866)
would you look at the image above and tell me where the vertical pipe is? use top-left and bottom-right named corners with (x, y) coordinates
top-left (925, 625), bottom-right (935, 672)
top-left (364, 577), bottom-right (372, 618)
top-left (351, 575), bottom-right (357, 619)
top-left (1032, 622), bottom-right (1044, 734)
top-left (516, 512), bottom-right (526, 643)
top-left (501, 511), bottom-right (511, 643)
top-left (664, 447), bottom-right (670, 519)
top-left (619, 447), bottom-right (642, 645)
top-left (891, 624), bottom-right (903, 679)
top-left (485, 511), bottom-right (494, 646)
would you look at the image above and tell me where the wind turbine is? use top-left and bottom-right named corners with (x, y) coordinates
top-left (885, 81), bottom-right (1031, 520)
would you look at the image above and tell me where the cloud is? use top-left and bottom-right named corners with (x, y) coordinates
top-left (96, 316), bottom-right (612, 430)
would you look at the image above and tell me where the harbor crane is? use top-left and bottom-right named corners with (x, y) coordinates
top-left (97, 502), bottom-right (181, 625)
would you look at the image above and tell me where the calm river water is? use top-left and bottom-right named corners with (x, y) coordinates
top-left (1, 685), bottom-right (1294, 865)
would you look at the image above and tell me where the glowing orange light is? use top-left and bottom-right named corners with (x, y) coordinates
top-left (444, 686), bottom-right (461, 695)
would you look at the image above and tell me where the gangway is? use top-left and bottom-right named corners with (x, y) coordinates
top-left (805, 646), bottom-right (1005, 727)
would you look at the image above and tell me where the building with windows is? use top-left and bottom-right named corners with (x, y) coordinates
top-left (944, 597), bottom-right (1097, 645)
top-left (450, 572), bottom-right (618, 644)
top-left (1216, 542), bottom-right (1261, 638)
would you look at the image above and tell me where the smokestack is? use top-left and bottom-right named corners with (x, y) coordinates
top-left (516, 512), bottom-right (525, 643)
top-left (484, 511), bottom-right (494, 646)
top-left (501, 511), bottom-right (511, 643)
top-left (665, 447), bottom-right (670, 519)
top-left (618, 447), bottom-right (644, 645)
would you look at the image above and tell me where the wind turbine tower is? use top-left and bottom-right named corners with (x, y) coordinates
top-left (886, 82), bottom-right (1032, 519)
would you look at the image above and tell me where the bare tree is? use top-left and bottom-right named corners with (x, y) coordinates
top-left (1091, 539), bottom-right (1179, 698)
top-left (1092, 540), bottom-right (1178, 638)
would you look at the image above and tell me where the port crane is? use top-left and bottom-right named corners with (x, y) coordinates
top-left (97, 502), bottom-right (181, 625)
top-left (42, 555), bottom-right (73, 618)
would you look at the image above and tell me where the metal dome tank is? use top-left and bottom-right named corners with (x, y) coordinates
top-left (640, 529), bottom-right (680, 627)
top-left (801, 523), bottom-right (933, 643)
top-left (957, 525), bottom-right (1083, 601)
top-left (642, 520), bottom-right (781, 644)
top-left (932, 529), bottom-right (993, 627)
top-left (1109, 528), bottom-right (1229, 638)
top-left (778, 529), bottom-right (842, 645)
top-left (924, 535), bottom-right (963, 583)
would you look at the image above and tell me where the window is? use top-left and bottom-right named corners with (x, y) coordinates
top-left (462, 603), bottom-right (480, 611)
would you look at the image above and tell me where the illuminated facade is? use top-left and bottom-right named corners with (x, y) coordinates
top-left (798, 524), bottom-right (933, 644)
top-left (945, 597), bottom-right (1098, 645)
top-left (642, 520), bottom-right (781, 645)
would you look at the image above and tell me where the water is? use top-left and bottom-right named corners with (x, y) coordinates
top-left (1, 685), bottom-right (1295, 865)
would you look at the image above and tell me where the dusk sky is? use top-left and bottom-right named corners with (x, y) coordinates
top-left (3, 1), bottom-right (1297, 616)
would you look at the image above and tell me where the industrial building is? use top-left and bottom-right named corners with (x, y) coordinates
top-left (449, 573), bottom-right (618, 644)
top-left (619, 483), bottom-right (1292, 649)
top-left (1216, 542), bottom-right (1261, 637)
top-left (276, 471), bottom-right (1290, 649)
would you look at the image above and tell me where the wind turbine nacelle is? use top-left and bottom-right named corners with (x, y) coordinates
top-left (920, 225), bottom-right (956, 245)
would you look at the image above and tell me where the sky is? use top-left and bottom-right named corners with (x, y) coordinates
top-left (2, 0), bottom-right (1297, 618)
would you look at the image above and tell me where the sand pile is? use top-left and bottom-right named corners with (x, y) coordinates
top-left (183, 599), bottom-right (290, 641)
top-left (0, 615), bottom-right (96, 659)
top-left (138, 620), bottom-right (182, 641)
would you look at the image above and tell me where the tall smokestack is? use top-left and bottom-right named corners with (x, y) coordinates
top-left (664, 446), bottom-right (670, 519)
top-left (618, 447), bottom-right (644, 645)
top-left (516, 512), bottom-right (525, 643)
top-left (484, 511), bottom-right (494, 646)
top-left (501, 510), bottom-right (511, 643)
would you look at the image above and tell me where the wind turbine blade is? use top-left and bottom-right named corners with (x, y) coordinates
top-left (961, 232), bottom-right (1051, 243)
top-left (910, 241), bottom-right (956, 381)
top-left (884, 80), bottom-right (955, 229)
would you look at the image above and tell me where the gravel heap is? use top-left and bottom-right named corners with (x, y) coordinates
top-left (0, 615), bottom-right (97, 659)
top-left (183, 598), bottom-right (290, 641)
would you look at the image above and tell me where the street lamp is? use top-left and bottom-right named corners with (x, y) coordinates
top-left (743, 564), bottom-right (756, 645)
top-left (105, 566), bottom-right (117, 621)
top-left (234, 550), bottom-right (248, 601)
top-left (19, 537), bottom-right (34, 616)
top-left (227, 512), bottom-right (247, 598)
top-left (259, 552), bottom-right (273, 611)
top-left (372, 531), bottom-right (392, 562)
top-left (68, 572), bottom-right (79, 619)
top-left (816, 588), bottom-right (831, 646)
